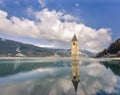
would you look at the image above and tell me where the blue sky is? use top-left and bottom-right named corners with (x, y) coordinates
top-left (0, 0), bottom-right (120, 52)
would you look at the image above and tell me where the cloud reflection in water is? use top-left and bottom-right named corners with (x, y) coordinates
top-left (0, 59), bottom-right (119, 95)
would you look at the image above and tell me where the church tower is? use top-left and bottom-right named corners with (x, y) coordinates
top-left (71, 33), bottom-right (80, 92)
top-left (71, 34), bottom-right (79, 61)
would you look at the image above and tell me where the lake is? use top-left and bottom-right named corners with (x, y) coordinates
top-left (0, 58), bottom-right (120, 95)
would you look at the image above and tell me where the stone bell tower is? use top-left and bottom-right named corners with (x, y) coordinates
top-left (71, 33), bottom-right (80, 92)
top-left (71, 34), bottom-right (79, 61)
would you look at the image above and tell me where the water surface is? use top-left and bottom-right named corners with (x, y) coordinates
top-left (0, 58), bottom-right (120, 95)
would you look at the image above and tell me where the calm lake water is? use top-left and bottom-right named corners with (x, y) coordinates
top-left (0, 58), bottom-right (120, 95)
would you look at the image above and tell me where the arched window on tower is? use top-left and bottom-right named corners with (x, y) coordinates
top-left (73, 42), bottom-right (75, 45)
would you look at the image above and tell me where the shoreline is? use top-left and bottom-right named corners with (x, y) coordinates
top-left (0, 57), bottom-right (71, 60)
top-left (0, 57), bottom-right (120, 60)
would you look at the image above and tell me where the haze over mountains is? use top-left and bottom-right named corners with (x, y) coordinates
top-left (0, 38), bottom-right (95, 57)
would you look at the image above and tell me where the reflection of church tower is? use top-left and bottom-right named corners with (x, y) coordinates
top-left (71, 33), bottom-right (80, 92)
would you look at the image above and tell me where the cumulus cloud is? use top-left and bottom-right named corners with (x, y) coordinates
top-left (0, 10), bottom-right (7, 16)
top-left (0, 9), bottom-right (112, 51)
top-left (0, 10), bottom-right (39, 38)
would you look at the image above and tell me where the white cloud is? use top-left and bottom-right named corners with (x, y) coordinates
top-left (75, 3), bottom-right (80, 7)
top-left (0, 10), bottom-right (39, 38)
top-left (38, 0), bottom-right (46, 8)
top-left (0, 10), bottom-right (7, 17)
top-left (0, 9), bottom-right (112, 51)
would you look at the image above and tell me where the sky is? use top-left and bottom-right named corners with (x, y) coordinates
top-left (0, 0), bottom-right (120, 52)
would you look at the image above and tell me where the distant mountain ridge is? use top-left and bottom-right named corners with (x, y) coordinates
top-left (96, 38), bottom-right (120, 57)
top-left (0, 38), bottom-right (95, 57)
top-left (80, 49), bottom-right (95, 57)
top-left (0, 38), bottom-right (69, 57)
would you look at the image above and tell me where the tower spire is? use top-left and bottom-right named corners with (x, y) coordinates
top-left (71, 33), bottom-right (78, 42)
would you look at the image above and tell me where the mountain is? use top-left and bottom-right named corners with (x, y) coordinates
top-left (0, 38), bottom-right (95, 57)
top-left (0, 38), bottom-right (69, 57)
top-left (96, 38), bottom-right (120, 58)
top-left (67, 49), bottom-right (95, 57)
top-left (80, 49), bottom-right (95, 57)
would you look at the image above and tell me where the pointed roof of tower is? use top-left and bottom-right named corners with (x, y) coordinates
top-left (72, 80), bottom-right (80, 92)
top-left (71, 34), bottom-right (78, 42)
